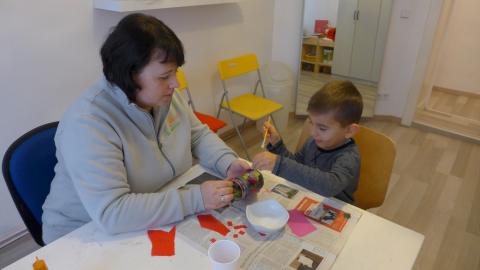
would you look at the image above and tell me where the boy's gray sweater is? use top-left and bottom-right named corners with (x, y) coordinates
top-left (268, 138), bottom-right (360, 204)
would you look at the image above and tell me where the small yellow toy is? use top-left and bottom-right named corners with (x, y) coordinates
top-left (32, 256), bottom-right (48, 270)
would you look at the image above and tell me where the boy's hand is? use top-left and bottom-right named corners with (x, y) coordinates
top-left (252, 152), bottom-right (277, 171)
top-left (264, 121), bottom-right (281, 146)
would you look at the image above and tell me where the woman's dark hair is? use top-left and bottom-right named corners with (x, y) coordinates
top-left (307, 80), bottom-right (363, 127)
top-left (100, 13), bottom-right (185, 101)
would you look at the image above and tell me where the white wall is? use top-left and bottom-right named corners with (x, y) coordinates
top-left (433, 0), bottom-right (480, 94)
top-left (271, 0), bottom-right (304, 112)
top-left (374, 0), bottom-right (436, 117)
top-left (0, 0), bottom-right (275, 243)
top-left (303, 0), bottom-right (339, 35)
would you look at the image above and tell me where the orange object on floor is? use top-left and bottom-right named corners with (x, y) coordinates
top-left (194, 111), bottom-right (226, 133)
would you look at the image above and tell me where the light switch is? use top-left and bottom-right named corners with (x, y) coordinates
top-left (400, 9), bottom-right (411, 19)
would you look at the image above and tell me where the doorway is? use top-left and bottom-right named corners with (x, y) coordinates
top-left (295, 0), bottom-right (393, 118)
top-left (413, 0), bottom-right (480, 141)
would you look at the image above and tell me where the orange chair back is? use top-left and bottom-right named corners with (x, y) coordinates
top-left (295, 120), bottom-right (396, 209)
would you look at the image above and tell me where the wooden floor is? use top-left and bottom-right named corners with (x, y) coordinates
top-left (429, 87), bottom-right (480, 122)
top-left (414, 87), bottom-right (480, 142)
top-left (1, 117), bottom-right (479, 269)
top-left (226, 116), bottom-right (480, 270)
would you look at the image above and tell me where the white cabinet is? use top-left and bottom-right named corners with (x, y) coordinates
top-left (332, 0), bottom-right (392, 83)
top-left (94, 0), bottom-right (239, 12)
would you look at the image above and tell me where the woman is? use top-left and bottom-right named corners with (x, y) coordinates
top-left (42, 13), bottom-right (250, 244)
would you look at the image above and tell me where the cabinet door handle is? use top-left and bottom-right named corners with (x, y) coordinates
top-left (356, 10), bottom-right (360, 20)
top-left (353, 10), bottom-right (360, 20)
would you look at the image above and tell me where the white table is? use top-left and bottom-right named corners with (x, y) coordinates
top-left (5, 165), bottom-right (424, 270)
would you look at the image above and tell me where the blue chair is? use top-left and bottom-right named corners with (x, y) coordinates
top-left (2, 122), bottom-right (58, 246)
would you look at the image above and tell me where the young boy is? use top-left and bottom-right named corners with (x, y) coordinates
top-left (252, 80), bottom-right (363, 204)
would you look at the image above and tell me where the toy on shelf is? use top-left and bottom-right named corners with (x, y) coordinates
top-left (325, 27), bottom-right (336, 41)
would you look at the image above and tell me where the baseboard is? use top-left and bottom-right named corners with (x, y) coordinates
top-left (363, 115), bottom-right (402, 124)
top-left (412, 121), bottom-right (480, 144)
top-left (0, 229), bottom-right (28, 248)
top-left (433, 86), bottom-right (480, 98)
top-left (293, 113), bottom-right (307, 120)
top-left (218, 120), bottom-right (257, 141)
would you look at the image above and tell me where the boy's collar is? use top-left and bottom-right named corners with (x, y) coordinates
top-left (316, 138), bottom-right (355, 153)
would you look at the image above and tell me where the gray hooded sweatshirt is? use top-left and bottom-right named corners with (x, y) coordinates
top-left (42, 78), bottom-right (236, 243)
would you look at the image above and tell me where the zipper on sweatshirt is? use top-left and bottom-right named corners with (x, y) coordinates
top-left (141, 109), bottom-right (176, 178)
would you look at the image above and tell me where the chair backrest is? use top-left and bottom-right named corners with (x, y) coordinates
top-left (296, 119), bottom-right (312, 152)
top-left (176, 68), bottom-right (196, 111)
top-left (295, 120), bottom-right (396, 209)
top-left (353, 126), bottom-right (396, 209)
top-left (217, 54), bottom-right (260, 80)
top-left (176, 67), bottom-right (189, 91)
top-left (2, 122), bottom-right (59, 246)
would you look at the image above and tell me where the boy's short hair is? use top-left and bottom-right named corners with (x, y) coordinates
top-left (307, 80), bottom-right (363, 126)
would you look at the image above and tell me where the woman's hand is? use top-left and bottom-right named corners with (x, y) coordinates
top-left (252, 152), bottom-right (277, 171)
top-left (226, 159), bottom-right (251, 179)
top-left (264, 121), bottom-right (281, 146)
top-left (200, 180), bottom-right (234, 210)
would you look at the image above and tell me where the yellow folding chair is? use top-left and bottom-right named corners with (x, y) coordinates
top-left (176, 68), bottom-right (226, 133)
top-left (216, 54), bottom-right (283, 159)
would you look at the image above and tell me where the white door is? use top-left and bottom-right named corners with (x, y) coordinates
top-left (371, 0), bottom-right (393, 82)
top-left (332, 0), bottom-right (392, 83)
top-left (349, 0), bottom-right (382, 81)
top-left (332, 0), bottom-right (357, 77)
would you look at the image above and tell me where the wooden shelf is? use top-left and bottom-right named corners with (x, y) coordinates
top-left (301, 60), bottom-right (332, 67)
top-left (301, 36), bottom-right (335, 74)
top-left (94, 0), bottom-right (239, 12)
top-left (303, 37), bottom-right (335, 48)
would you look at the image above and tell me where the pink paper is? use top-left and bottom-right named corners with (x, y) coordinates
top-left (287, 209), bottom-right (316, 237)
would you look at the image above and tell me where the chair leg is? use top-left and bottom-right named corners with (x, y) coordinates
top-left (269, 114), bottom-right (280, 130)
top-left (216, 92), bottom-right (226, 118)
top-left (218, 81), bottom-right (250, 159)
top-left (226, 109), bottom-right (251, 160)
top-left (241, 118), bottom-right (248, 131)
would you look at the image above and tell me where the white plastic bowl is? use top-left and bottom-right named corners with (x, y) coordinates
top-left (246, 199), bottom-right (289, 234)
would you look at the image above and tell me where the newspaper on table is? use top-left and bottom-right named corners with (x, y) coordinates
top-left (177, 170), bottom-right (362, 270)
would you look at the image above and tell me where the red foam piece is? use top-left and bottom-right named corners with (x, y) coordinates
top-left (233, 225), bottom-right (247, 230)
top-left (197, 214), bottom-right (231, 236)
top-left (148, 227), bottom-right (176, 256)
top-left (239, 231), bottom-right (245, 235)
